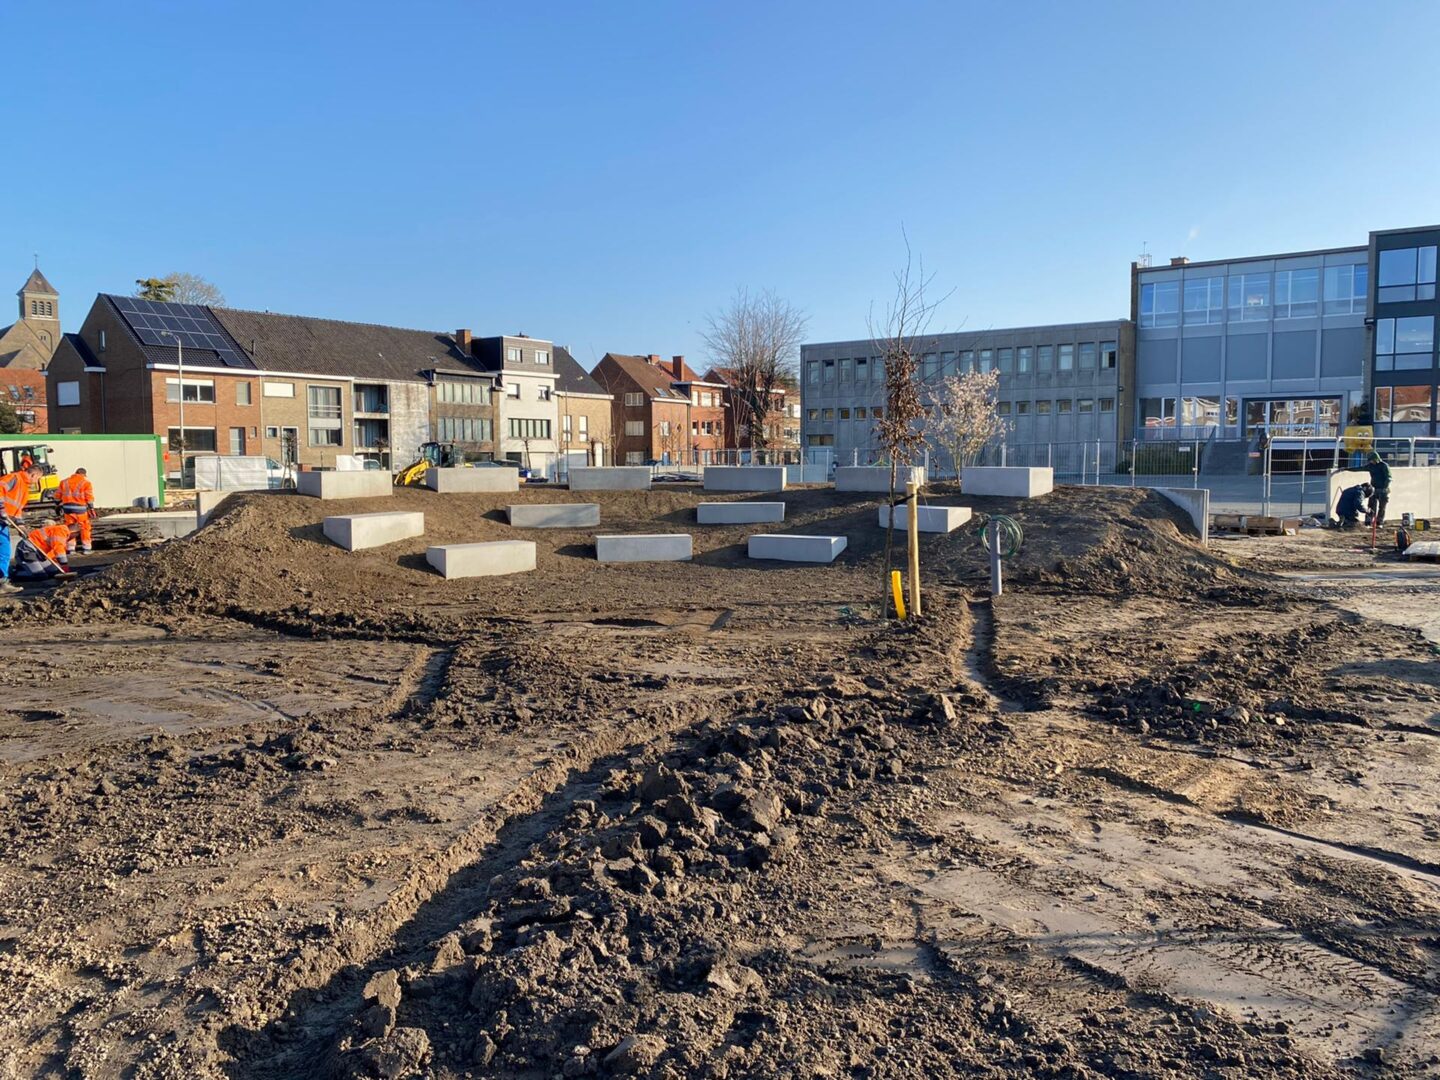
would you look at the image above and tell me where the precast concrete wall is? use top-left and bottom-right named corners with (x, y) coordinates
top-left (296, 470), bottom-right (393, 500)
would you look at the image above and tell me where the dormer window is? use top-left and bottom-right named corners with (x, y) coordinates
top-left (506, 347), bottom-right (521, 363)
top-left (535, 350), bottom-right (550, 365)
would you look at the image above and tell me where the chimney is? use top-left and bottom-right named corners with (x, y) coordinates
top-left (670, 355), bottom-right (686, 379)
top-left (455, 328), bottom-right (472, 351)
top-left (1170, 257), bottom-right (1189, 267)
top-left (648, 354), bottom-right (663, 366)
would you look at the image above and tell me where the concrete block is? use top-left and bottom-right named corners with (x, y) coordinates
top-left (507, 503), bottom-right (601, 528)
top-left (1154, 487), bottom-right (1210, 544)
top-left (747, 534), bottom-right (847, 563)
top-left (296, 470), bottom-right (393, 500)
top-left (703, 466), bottom-right (787, 492)
top-left (595, 533), bottom-right (693, 563)
top-left (426, 540), bottom-right (536, 579)
top-left (877, 504), bottom-right (971, 533)
top-left (835, 466), bottom-right (926, 492)
top-left (424, 467), bottom-right (519, 493)
top-left (696, 501), bottom-right (786, 524)
top-left (568, 466), bottom-right (652, 491)
top-left (323, 511), bottom-right (425, 551)
top-left (961, 466), bottom-right (1054, 498)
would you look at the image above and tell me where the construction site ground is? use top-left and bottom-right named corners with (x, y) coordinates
top-left (2, 483), bottom-right (1439, 1079)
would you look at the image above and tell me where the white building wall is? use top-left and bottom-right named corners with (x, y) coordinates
top-left (387, 380), bottom-right (431, 468)
top-left (498, 370), bottom-right (560, 476)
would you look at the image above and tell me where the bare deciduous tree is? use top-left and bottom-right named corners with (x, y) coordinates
top-left (701, 288), bottom-right (808, 459)
top-left (869, 235), bottom-right (950, 617)
top-left (930, 368), bottom-right (1008, 478)
top-left (136, 273), bottom-right (225, 306)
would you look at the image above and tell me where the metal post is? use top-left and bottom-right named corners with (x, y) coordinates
top-left (1193, 440), bottom-right (1200, 489)
top-left (1096, 438), bottom-right (1102, 485)
top-left (1129, 439), bottom-right (1136, 487)
top-left (1082, 440), bottom-right (1088, 485)
top-left (1262, 440), bottom-right (1272, 517)
top-left (1047, 443), bottom-right (1053, 468)
top-left (1410, 438), bottom-right (1417, 467)
top-left (1299, 441), bottom-right (1307, 519)
top-left (989, 519), bottom-right (1003, 598)
top-left (906, 480), bottom-right (921, 619)
top-left (1001, 443), bottom-right (1007, 467)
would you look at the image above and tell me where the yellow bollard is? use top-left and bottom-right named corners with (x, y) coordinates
top-left (890, 569), bottom-right (906, 620)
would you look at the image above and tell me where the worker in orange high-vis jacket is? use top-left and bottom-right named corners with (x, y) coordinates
top-left (56, 468), bottom-right (96, 552)
top-left (14, 519), bottom-right (75, 580)
top-left (0, 463), bottom-right (43, 594)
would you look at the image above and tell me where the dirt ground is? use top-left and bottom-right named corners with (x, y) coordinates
top-left (2, 482), bottom-right (1438, 1078)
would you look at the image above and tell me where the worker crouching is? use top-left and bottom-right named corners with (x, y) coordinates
top-left (14, 520), bottom-right (78, 580)
top-left (56, 467), bottom-right (96, 552)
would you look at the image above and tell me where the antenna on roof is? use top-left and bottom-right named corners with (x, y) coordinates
top-left (1136, 242), bottom-right (1152, 269)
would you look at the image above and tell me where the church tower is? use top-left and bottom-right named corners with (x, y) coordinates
top-left (17, 268), bottom-right (59, 356)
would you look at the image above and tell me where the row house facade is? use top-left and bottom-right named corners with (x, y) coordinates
top-left (702, 366), bottom-right (802, 454)
top-left (592, 353), bottom-right (728, 466)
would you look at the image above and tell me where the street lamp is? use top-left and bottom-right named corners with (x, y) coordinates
top-left (159, 330), bottom-right (184, 461)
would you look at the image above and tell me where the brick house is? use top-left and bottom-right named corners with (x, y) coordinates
top-left (667, 357), bottom-right (729, 464)
top-left (553, 346), bottom-right (613, 468)
top-left (591, 353), bottom-right (696, 465)
top-left (702, 366), bottom-right (802, 454)
top-left (47, 294), bottom-right (494, 473)
top-left (0, 269), bottom-right (62, 432)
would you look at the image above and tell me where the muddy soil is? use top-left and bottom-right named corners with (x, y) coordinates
top-left (1, 484), bottom-right (1437, 1078)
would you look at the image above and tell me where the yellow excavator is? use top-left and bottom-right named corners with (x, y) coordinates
top-left (1, 443), bottom-right (60, 509)
top-left (395, 442), bottom-right (465, 487)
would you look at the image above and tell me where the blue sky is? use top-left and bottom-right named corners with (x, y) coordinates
top-left (11, 1), bottom-right (1440, 368)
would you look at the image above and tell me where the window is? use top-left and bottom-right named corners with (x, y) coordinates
top-left (997, 401), bottom-right (1011, 415)
top-left (534, 350), bottom-right (550, 364)
top-left (166, 377), bottom-right (215, 403)
top-left (263, 381), bottom-right (295, 398)
top-left (940, 351), bottom-right (955, 375)
top-left (626, 451), bottom-right (643, 465)
top-left (56, 381), bottom-right (80, 407)
top-left (1058, 344), bottom-right (1074, 371)
top-left (856, 357), bottom-right (868, 379)
top-left (998, 348), bottom-right (1014, 374)
top-left (1181, 396), bottom-right (1221, 429)
top-left (506, 347), bottom-right (521, 363)
top-left (168, 427), bottom-right (217, 452)
top-left (1077, 398), bottom-right (1094, 413)
top-left (562, 415), bottom-right (573, 439)
top-left (821, 408), bottom-right (834, 421)
top-left (838, 408), bottom-right (850, 420)
top-left (1273, 268), bottom-right (1319, 318)
top-left (1078, 343), bottom-right (1096, 370)
top-left (873, 356), bottom-right (885, 381)
top-left (1057, 399), bottom-right (1073, 414)
top-left (509, 418), bottom-right (552, 440)
top-left (921, 354), bottom-right (937, 379)
top-left (960, 350), bottom-right (975, 373)
top-left (1377, 246), bottom-right (1438, 303)
top-left (1183, 276), bottom-right (1225, 324)
top-left (979, 349), bottom-right (994, 373)
top-left (578, 415), bottom-right (588, 438)
top-left (854, 406), bottom-right (867, 419)
top-left (1099, 397), bottom-right (1115, 412)
top-left (1037, 345), bottom-right (1054, 372)
top-left (807, 408), bottom-right (819, 421)
top-left (229, 427), bottom-right (246, 455)
top-left (1323, 264), bottom-right (1368, 315)
top-left (624, 391), bottom-right (644, 407)
top-left (1140, 281), bottom-right (1180, 327)
top-left (806, 360), bottom-right (819, 384)
top-left (1100, 341), bottom-right (1117, 369)
top-left (1035, 400), bottom-right (1052, 415)
top-left (659, 420), bottom-right (671, 437)
top-left (538, 385), bottom-right (552, 401)
top-left (1017, 346), bottom-right (1032, 373)
top-left (823, 359), bottom-right (835, 382)
top-left (839, 358), bottom-right (853, 381)
top-left (625, 421), bottom-right (645, 436)
top-left (1015, 401), bottom-right (1030, 415)
top-left (1141, 397), bottom-right (1177, 430)
top-left (1228, 273), bottom-right (1271, 320)
top-left (1376, 316), bottom-right (1435, 371)
top-left (1375, 384), bottom-right (1433, 427)
top-left (307, 385), bottom-right (343, 446)
top-left (236, 382), bottom-right (252, 406)
top-left (265, 426), bottom-right (279, 439)
top-left (808, 434), bottom-right (834, 447)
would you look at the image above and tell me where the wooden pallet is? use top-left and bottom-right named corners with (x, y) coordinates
top-left (1212, 514), bottom-right (1302, 536)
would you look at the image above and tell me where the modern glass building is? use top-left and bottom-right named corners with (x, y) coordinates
top-left (1369, 225), bottom-right (1439, 437)
top-left (1132, 247), bottom-right (1370, 441)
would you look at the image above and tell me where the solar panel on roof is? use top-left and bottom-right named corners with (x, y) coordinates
top-left (111, 295), bottom-right (250, 367)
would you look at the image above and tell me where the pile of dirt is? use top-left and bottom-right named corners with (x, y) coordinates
top-left (15, 485), bottom-right (1233, 638)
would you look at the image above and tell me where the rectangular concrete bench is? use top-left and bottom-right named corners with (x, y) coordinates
top-left (426, 540), bottom-right (536, 579)
top-left (507, 503), bottom-right (601, 528)
top-left (747, 534), bottom-right (847, 563)
top-left (696, 501), bottom-right (785, 524)
top-left (961, 466), bottom-right (1054, 497)
top-left (595, 533), bottom-right (693, 563)
top-left (425, 467), bottom-right (519, 493)
top-left (703, 466), bottom-right (786, 492)
top-left (322, 511), bottom-right (425, 551)
top-left (568, 467), bottom-right (652, 491)
top-left (835, 466), bottom-right (926, 492)
top-left (297, 470), bottom-right (393, 500)
top-left (877, 504), bottom-right (972, 533)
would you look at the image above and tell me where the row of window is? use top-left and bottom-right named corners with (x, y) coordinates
top-left (6, 384), bottom-right (37, 402)
top-left (437, 416), bottom-right (493, 443)
top-left (1139, 265), bottom-right (1369, 327)
top-left (560, 414), bottom-right (590, 440)
top-left (437, 380), bottom-right (491, 405)
top-left (1374, 384), bottom-right (1433, 429)
top-left (1377, 245), bottom-right (1438, 303)
top-left (28, 300), bottom-right (54, 317)
top-left (510, 418), bottom-right (551, 440)
top-left (806, 343), bottom-right (1117, 384)
top-left (505, 346), bottom-right (551, 365)
top-left (1141, 396), bottom-right (1343, 435)
top-left (806, 397), bottom-right (1116, 424)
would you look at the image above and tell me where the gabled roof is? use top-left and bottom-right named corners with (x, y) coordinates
top-left (19, 268), bottom-right (57, 297)
top-left (100, 294), bottom-right (257, 369)
top-left (212, 307), bottom-right (480, 382)
top-left (63, 332), bottom-right (101, 369)
top-left (553, 346), bottom-right (609, 396)
top-left (595, 353), bottom-right (690, 401)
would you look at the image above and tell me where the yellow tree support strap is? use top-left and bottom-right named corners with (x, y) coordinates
top-left (890, 569), bottom-right (906, 620)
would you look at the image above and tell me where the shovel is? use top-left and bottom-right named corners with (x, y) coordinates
top-left (3, 515), bottom-right (76, 581)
